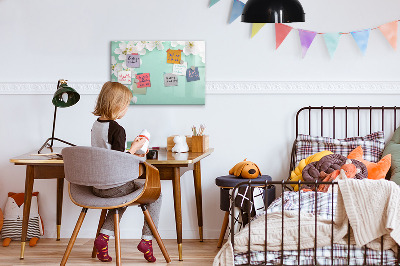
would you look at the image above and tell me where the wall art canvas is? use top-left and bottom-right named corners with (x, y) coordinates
top-left (111, 41), bottom-right (205, 105)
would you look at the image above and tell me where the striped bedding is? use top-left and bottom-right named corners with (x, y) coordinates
top-left (234, 191), bottom-right (397, 265)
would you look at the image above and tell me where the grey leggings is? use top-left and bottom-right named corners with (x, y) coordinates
top-left (92, 180), bottom-right (162, 240)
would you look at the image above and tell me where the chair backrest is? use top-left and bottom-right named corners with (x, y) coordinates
top-left (62, 146), bottom-right (145, 187)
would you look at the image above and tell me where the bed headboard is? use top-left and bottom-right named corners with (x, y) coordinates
top-left (290, 106), bottom-right (400, 179)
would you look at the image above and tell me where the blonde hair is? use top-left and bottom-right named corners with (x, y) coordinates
top-left (93, 81), bottom-right (133, 120)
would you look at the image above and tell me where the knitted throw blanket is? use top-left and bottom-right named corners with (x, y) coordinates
top-left (335, 178), bottom-right (400, 251)
top-left (213, 211), bottom-right (341, 266)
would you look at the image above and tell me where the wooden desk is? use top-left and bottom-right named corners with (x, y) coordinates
top-left (10, 147), bottom-right (213, 261)
top-left (9, 148), bottom-right (64, 259)
top-left (146, 148), bottom-right (213, 260)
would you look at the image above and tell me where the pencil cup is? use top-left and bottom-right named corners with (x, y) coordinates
top-left (191, 135), bottom-right (209, 153)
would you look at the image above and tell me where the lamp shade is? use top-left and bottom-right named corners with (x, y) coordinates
top-left (241, 0), bottom-right (305, 23)
top-left (52, 84), bottom-right (80, 108)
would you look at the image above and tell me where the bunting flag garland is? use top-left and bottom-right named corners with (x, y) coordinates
top-left (275, 23), bottom-right (293, 49)
top-left (378, 21), bottom-right (398, 50)
top-left (229, 0), bottom-right (245, 24)
top-left (251, 23), bottom-right (266, 38)
top-left (209, 0), bottom-right (220, 7)
top-left (323, 33), bottom-right (341, 58)
top-left (298, 30), bottom-right (317, 58)
top-left (351, 29), bottom-right (370, 55)
top-left (207, 4), bottom-right (400, 57)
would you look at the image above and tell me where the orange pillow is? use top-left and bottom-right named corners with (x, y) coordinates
top-left (347, 146), bottom-right (391, 180)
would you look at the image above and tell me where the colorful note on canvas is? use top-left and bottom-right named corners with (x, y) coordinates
top-left (126, 53), bottom-right (140, 68)
top-left (118, 71), bottom-right (132, 84)
top-left (167, 49), bottom-right (182, 64)
top-left (164, 73), bottom-right (178, 87)
top-left (186, 67), bottom-right (200, 82)
top-left (136, 73), bottom-right (151, 88)
top-left (173, 62), bottom-right (187, 76)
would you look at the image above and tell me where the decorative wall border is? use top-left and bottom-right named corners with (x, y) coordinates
top-left (0, 81), bottom-right (399, 95)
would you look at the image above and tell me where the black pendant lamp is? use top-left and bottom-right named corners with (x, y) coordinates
top-left (242, 0), bottom-right (305, 23)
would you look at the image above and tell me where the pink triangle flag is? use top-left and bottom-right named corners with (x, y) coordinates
top-left (275, 23), bottom-right (293, 49)
top-left (298, 29), bottom-right (317, 58)
top-left (378, 21), bottom-right (398, 50)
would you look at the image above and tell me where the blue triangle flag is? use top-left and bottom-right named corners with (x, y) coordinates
top-left (351, 29), bottom-right (371, 55)
top-left (209, 0), bottom-right (220, 7)
top-left (229, 0), bottom-right (245, 23)
top-left (323, 33), bottom-right (341, 58)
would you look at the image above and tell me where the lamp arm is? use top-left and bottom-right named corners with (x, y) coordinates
top-left (50, 105), bottom-right (57, 148)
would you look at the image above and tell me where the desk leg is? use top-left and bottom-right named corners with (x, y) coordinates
top-left (193, 161), bottom-right (203, 242)
top-left (20, 165), bottom-right (34, 259)
top-left (56, 178), bottom-right (64, 241)
top-left (172, 167), bottom-right (183, 261)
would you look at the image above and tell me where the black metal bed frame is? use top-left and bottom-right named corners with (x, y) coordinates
top-left (230, 106), bottom-right (400, 266)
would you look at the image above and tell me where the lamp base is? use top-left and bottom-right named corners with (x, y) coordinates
top-left (38, 137), bottom-right (76, 154)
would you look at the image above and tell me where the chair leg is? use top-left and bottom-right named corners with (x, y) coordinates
top-left (91, 209), bottom-right (108, 258)
top-left (141, 205), bottom-right (171, 263)
top-left (114, 209), bottom-right (121, 266)
top-left (60, 208), bottom-right (88, 266)
top-left (217, 211), bottom-right (230, 248)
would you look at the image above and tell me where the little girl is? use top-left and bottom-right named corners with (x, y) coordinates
top-left (91, 81), bottom-right (162, 263)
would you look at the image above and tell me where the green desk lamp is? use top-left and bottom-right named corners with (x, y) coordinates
top-left (38, 79), bottom-right (80, 154)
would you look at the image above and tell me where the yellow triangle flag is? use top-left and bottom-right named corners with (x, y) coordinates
top-left (251, 23), bottom-right (266, 38)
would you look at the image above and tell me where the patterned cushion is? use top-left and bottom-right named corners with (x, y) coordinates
top-left (294, 131), bottom-right (385, 166)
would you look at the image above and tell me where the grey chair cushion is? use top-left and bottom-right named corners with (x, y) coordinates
top-left (69, 180), bottom-right (145, 208)
top-left (62, 146), bottom-right (145, 188)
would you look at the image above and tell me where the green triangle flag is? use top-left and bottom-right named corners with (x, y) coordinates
top-left (323, 33), bottom-right (341, 58)
top-left (251, 23), bottom-right (266, 38)
top-left (209, 0), bottom-right (220, 7)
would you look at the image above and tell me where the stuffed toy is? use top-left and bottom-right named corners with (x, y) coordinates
top-left (172, 135), bottom-right (189, 153)
top-left (1, 192), bottom-right (44, 247)
top-left (229, 159), bottom-right (261, 179)
top-left (0, 208), bottom-right (3, 232)
top-left (348, 146), bottom-right (391, 180)
top-left (289, 150), bottom-right (333, 191)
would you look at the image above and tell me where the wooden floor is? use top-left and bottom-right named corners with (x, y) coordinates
top-left (0, 239), bottom-right (221, 265)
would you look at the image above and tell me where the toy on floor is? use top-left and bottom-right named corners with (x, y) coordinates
top-left (1, 192), bottom-right (44, 247)
top-left (229, 159), bottom-right (261, 179)
top-left (172, 135), bottom-right (189, 153)
top-left (0, 208), bottom-right (3, 232)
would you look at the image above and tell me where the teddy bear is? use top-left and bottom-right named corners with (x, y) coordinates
top-left (172, 135), bottom-right (189, 153)
top-left (1, 192), bottom-right (44, 247)
top-left (229, 159), bottom-right (261, 179)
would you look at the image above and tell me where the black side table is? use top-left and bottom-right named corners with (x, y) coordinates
top-left (215, 175), bottom-right (275, 248)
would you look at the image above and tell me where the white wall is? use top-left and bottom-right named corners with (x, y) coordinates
top-left (1, 0), bottom-right (400, 239)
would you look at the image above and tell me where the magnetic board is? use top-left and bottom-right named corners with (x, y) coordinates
top-left (111, 41), bottom-right (205, 105)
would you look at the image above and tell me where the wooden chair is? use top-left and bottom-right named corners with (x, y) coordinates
top-left (60, 146), bottom-right (171, 265)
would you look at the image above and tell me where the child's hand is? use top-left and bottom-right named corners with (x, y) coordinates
top-left (129, 137), bottom-right (147, 155)
top-left (134, 148), bottom-right (149, 157)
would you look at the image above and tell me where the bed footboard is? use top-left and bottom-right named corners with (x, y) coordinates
top-left (230, 180), bottom-right (400, 266)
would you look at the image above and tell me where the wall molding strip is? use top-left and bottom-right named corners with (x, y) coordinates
top-left (0, 81), bottom-right (399, 95)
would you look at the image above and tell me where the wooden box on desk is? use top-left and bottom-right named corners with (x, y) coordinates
top-left (167, 136), bottom-right (192, 151)
top-left (191, 135), bottom-right (209, 153)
